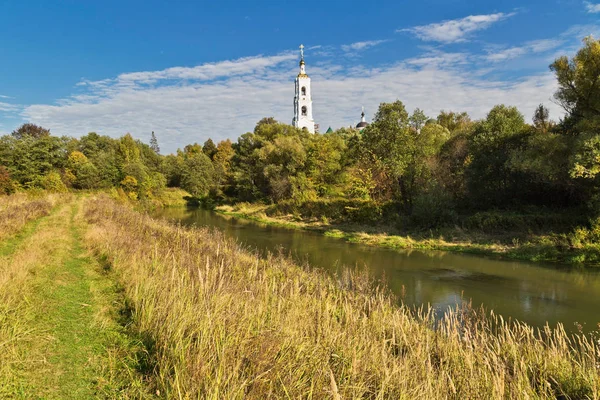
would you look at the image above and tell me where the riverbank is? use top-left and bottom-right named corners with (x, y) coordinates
top-left (216, 203), bottom-right (600, 266)
top-left (1, 192), bottom-right (599, 398)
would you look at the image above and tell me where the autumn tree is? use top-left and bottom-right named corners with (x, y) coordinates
top-left (11, 123), bottom-right (51, 140)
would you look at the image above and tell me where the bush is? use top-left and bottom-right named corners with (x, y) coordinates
top-left (39, 171), bottom-right (68, 193)
top-left (410, 188), bottom-right (457, 229)
top-left (463, 210), bottom-right (582, 233)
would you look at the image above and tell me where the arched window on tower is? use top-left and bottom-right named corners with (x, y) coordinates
top-left (301, 86), bottom-right (306, 96)
top-left (301, 106), bottom-right (307, 116)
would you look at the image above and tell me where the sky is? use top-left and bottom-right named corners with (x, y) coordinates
top-left (0, 0), bottom-right (599, 153)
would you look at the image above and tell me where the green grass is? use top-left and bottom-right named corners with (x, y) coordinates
top-left (0, 196), bottom-right (153, 399)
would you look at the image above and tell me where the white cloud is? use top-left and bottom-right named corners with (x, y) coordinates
top-left (0, 102), bottom-right (18, 112)
top-left (341, 40), bottom-right (388, 52)
top-left (400, 12), bottom-right (515, 43)
top-left (20, 46), bottom-right (566, 153)
top-left (585, 1), bottom-right (600, 13)
top-left (485, 38), bottom-right (564, 62)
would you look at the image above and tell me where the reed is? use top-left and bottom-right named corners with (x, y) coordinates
top-left (83, 195), bottom-right (600, 399)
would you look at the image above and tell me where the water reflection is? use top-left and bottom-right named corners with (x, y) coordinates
top-left (153, 207), bottom-right (600, 332)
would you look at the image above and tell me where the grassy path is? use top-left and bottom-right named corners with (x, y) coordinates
top-left (0, 198), bottom-right (150, 399)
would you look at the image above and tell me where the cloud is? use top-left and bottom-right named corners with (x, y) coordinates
top-left (20, 44), bottom-right (567, 153)
top-left (399, 12), bottom-right (515, 43)
top-left (485, 39), bottom-right (564, 62)
top-left (585, 1), bottom-right (600, 13)
top-left (0, 102), bottom-right (19, 112)
top-left (341, 40), bottom-right (388, 52)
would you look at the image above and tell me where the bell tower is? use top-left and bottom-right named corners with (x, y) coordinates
top-left (292, 44), bottom-right (315, 133)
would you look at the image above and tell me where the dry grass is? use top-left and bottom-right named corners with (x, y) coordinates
top-left (0, 200), bottom-right (72, 395)
top-left (84, 195), bottom-right (600, 399)
top-left (0, 192), bottom-right (63, 241)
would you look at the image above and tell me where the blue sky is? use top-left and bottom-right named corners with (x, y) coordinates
top-left (1, 0), bottom-right (599, 152)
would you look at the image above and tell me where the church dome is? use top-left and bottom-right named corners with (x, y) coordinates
top-left (356, 108), bottom-right (368, 129)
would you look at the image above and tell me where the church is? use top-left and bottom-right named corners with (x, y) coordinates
top-left (292, 44), bottom-right (367, 133)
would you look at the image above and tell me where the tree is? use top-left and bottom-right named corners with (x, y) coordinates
top-left (550, 36), bottom-right (600, 132)
top-left (360, 100), bottom-right (416, 209)
top-left (11, 123), bottom-right (50, 140)
top-left (533, 104), bottom-right (551, 133)
top-left (409, 108), bottom-right (428, 132)
top-left (39, 171), bottom-right (68, 192)
top-left (466, 105), bottom-right (528, 207)
top-left (436, 111), bottom-right (472, 133)
top-left (67, 151), bottom-right (100, 189)
top-left (3, 135), bottom-right (69, 187)
top-left (181, 153), bottom-right (214, 197)
top-left (258, 135), bottom-right (309, 202)
top-left (212, 139), bottom-right (235, 193)
top-left (203, 138), bottom-right (217, 160)
top-left (150, 131), bottom-right (160, 154)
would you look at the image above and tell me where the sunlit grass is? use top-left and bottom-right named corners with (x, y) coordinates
top-left (0, 194), bottom-right (152, 398)
top-left (85, 195), bottom-right (600, 398)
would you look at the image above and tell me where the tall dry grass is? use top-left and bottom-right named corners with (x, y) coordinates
top-left (0, 192), bottom-right (62, 241)
top-left (83, 195), bottom-right (600, 399)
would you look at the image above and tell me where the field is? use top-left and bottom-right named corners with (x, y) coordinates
top-left (0, 192), bottom-right (598, 399)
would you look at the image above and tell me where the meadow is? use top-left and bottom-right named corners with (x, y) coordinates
top-left (1, 192), bottom-right (597, 398)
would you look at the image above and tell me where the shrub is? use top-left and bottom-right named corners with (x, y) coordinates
top-left (120, 175), bottom-right (138, 193)
top-left (410, 188), bottom-right (457, 229)
top-left (39, 171), bottom-right (68, 193)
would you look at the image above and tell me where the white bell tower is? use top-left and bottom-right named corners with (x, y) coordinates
top-left (292, 44), bottom-right (315, 133)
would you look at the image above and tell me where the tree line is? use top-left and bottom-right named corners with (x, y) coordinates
top-left (1, 37), bottom-right (599, 228)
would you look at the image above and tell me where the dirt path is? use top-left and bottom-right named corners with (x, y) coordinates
top-left (0, 197), bottom-right (150, 399)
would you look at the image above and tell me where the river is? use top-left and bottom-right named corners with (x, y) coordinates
top-left (153, 207), bottom-right (600, 332)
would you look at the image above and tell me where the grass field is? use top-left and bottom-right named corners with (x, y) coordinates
top-left (0, 192), bottom-right (598, 399)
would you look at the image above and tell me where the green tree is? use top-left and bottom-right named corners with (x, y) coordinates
top-left (203, 139), bottom-right (217, 160)
top-left (39, 171), bottom-right (68, 192)
top-left (212, 139), bottom-right (235, 194)
top-left (181, 153), bottom-right (214, 197)
top-left (67, 151), bottom-right (100, 189)
top-left (436, 111), bottom-right (472, 133)
top-left (360, 100), bottom-right (419, 209)
top-left (466, 105), bottom-right (528, 207)
top-left (409, 108), bottom-right (428, 131)
top-left (2, 135), bottom-right (69, 187)
top-left (150, 131), bottom-right (160, 154)
top-left (550, 36), bottom-right (600, 132)
top-left (533, 104), bottom-right (552, 134)
top-left (258, 135), bottom-right (309, 202)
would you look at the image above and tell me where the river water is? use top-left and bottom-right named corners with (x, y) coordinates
top-left (153, 207), bottom-right (600, 332)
